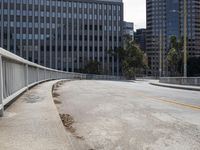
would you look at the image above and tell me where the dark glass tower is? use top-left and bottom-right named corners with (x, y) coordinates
top-left (166, 0), bottom-right (179, 46)
top-left (146, 0), bottom-right (200, 76)
top-left (146, 0), bottom-right (166, 76)
top-left (134, 28), bottom-right (146, 52)
top-left (0, 0), bottom-right (124, 75)
top-left (179, 0), bottom-right (200, 57)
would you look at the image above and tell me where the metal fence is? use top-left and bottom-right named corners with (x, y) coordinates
top-left (160, 77), bottom-right (200, 86)
top-left (0, 48), bottom-right (123, 116)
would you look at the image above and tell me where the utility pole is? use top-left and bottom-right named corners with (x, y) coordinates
top-left (159, 30), bottom-right (162, 77)
top-left (183, 0), bottom-right (187, 77)
top-left (162, 22), bottom-right (165, 77)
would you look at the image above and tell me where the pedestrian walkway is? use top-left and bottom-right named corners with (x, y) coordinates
top-left (150, 80), bottom-right (200, 91)
top-left (0, 80), bottom-right (73, 150)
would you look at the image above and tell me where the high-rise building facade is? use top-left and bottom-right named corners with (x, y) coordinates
top-left (0, 0), bottom-right (124, 75)
top-left (146, 0), bottom-right (166, 76)
top-left (179, 0), bottom-right (200, 57)
top-left (123, 21), bottom-right (134, 40)
top-left (134, 28), bottom-right (146, 52)
top-left (146, 0), bottom-right (200, 76)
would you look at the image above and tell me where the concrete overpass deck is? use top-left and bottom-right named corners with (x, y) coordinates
top-left (0, 79), bottom-right (200, 150)
top-left (0, 80), bottom-right (74, 150)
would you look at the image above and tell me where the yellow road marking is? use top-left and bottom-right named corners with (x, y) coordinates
top-left (133, 91), bottom-right (200, 111)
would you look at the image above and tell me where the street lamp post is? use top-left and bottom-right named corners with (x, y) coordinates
top-left (183, 0), bottom-right (187, 77)
top-left (159, 30), bottom-right (162, 78)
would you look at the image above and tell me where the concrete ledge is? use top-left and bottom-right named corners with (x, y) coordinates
top-left (160, 77), bottom-right (200, 86)
top-left (150, 81), bottom-right (200, 91)
top-left (0, 80), bottom-right (73, 150)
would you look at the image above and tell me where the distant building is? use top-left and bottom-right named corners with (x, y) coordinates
top-left (146, 0), bottom-right (200, 76)
top-left (0, 0), bottom-right (124, 75)
top-left (179, 0), bottom-right (200, 57)
top-left (123, 21), bottom-right (134, 40)
top-left (134, 29), bottom-right (146, 52)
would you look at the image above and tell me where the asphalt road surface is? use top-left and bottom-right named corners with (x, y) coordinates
top-left (55, 80), bottom-right (200, 150)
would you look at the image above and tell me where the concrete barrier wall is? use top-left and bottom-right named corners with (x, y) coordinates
top-left (160, 77), bottom-right (200, 86)
top-left (0, 48), bottom-right (123, 116)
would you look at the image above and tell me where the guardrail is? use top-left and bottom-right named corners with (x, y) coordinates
top-left (160, 77), bottom-right (200, 86)
top-left (0, 48), bottom-right (123, 116)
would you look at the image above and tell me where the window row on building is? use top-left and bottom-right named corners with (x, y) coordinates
top-left (0, 0), bottom-right (124, 75)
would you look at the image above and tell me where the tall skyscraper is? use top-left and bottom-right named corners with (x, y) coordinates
top-left (179, 0), bottom-right (200, 57)
top-left (134, 28), bottom-right (146, 52)
top-left (146, 0), bottom-right (200, 76)
top-left (123, 21), bottom-right (134, 40)
top-left (0, 0), bottom-right (124, 75)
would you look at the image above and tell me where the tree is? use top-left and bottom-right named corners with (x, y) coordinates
top-left (82, 60), bottom-right (102, 74)
top-left (167, 48), bottom-right (178, 76)
top-left (112, 40), bottom-right (147, 79)
top-left (170, 36), bottom-right (178, 49)
top-left (167, 36), bottom-right (183, 76)
top-left (143, 53), bottom-right (149, 75)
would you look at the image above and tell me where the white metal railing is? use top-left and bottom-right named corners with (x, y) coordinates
top-left (160, 77), bottom-right (200, 86)
top-left (0, 48), bottom-right (124, 116)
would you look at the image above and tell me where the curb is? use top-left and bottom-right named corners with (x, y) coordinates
top-left (52, 80), bottom-right (76, 150)
top-left (150, 82), bottom-right (200, 91)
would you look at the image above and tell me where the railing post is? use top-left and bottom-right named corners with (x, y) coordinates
top-left (37, 67), bottom-right (39, 82)
top-left (0, 55), bottom-right (4, 116)
top-left (57, 71), bottom-right (59, 79)
top-left (26, 64), bottom-right (29, 90)
top-left (44, 69), bottom-right (46, 80)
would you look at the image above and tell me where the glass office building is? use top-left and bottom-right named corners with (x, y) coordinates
top-left (146, 0), bottom-right (200, 76)
top-left (134, 28), bottom-right (146, 52)
top-left (146, 0), bottom-right (167, 76)
top-left (179, 0), bottom-right (200, 57)
top-left (123, 21), bottom-right (134, 40)
top-left (0, 0), bottom-right (123, 75)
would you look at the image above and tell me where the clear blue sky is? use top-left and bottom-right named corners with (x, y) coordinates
top-left (123, 0), bottom-right (146, 30)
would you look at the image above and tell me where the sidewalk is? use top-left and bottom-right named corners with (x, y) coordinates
top-left (150, 80), bottom-right (200, 91)
top-left (0, 80), bottom-right (74, 150)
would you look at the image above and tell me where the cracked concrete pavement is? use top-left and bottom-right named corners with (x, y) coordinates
top-left (56, 80), bottom-right (200, 150)
top-left (0, 80), bottom-right (74, 150)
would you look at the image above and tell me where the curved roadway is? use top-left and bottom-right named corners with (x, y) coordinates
top-left (56, 80), bottom-right (200, 150)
